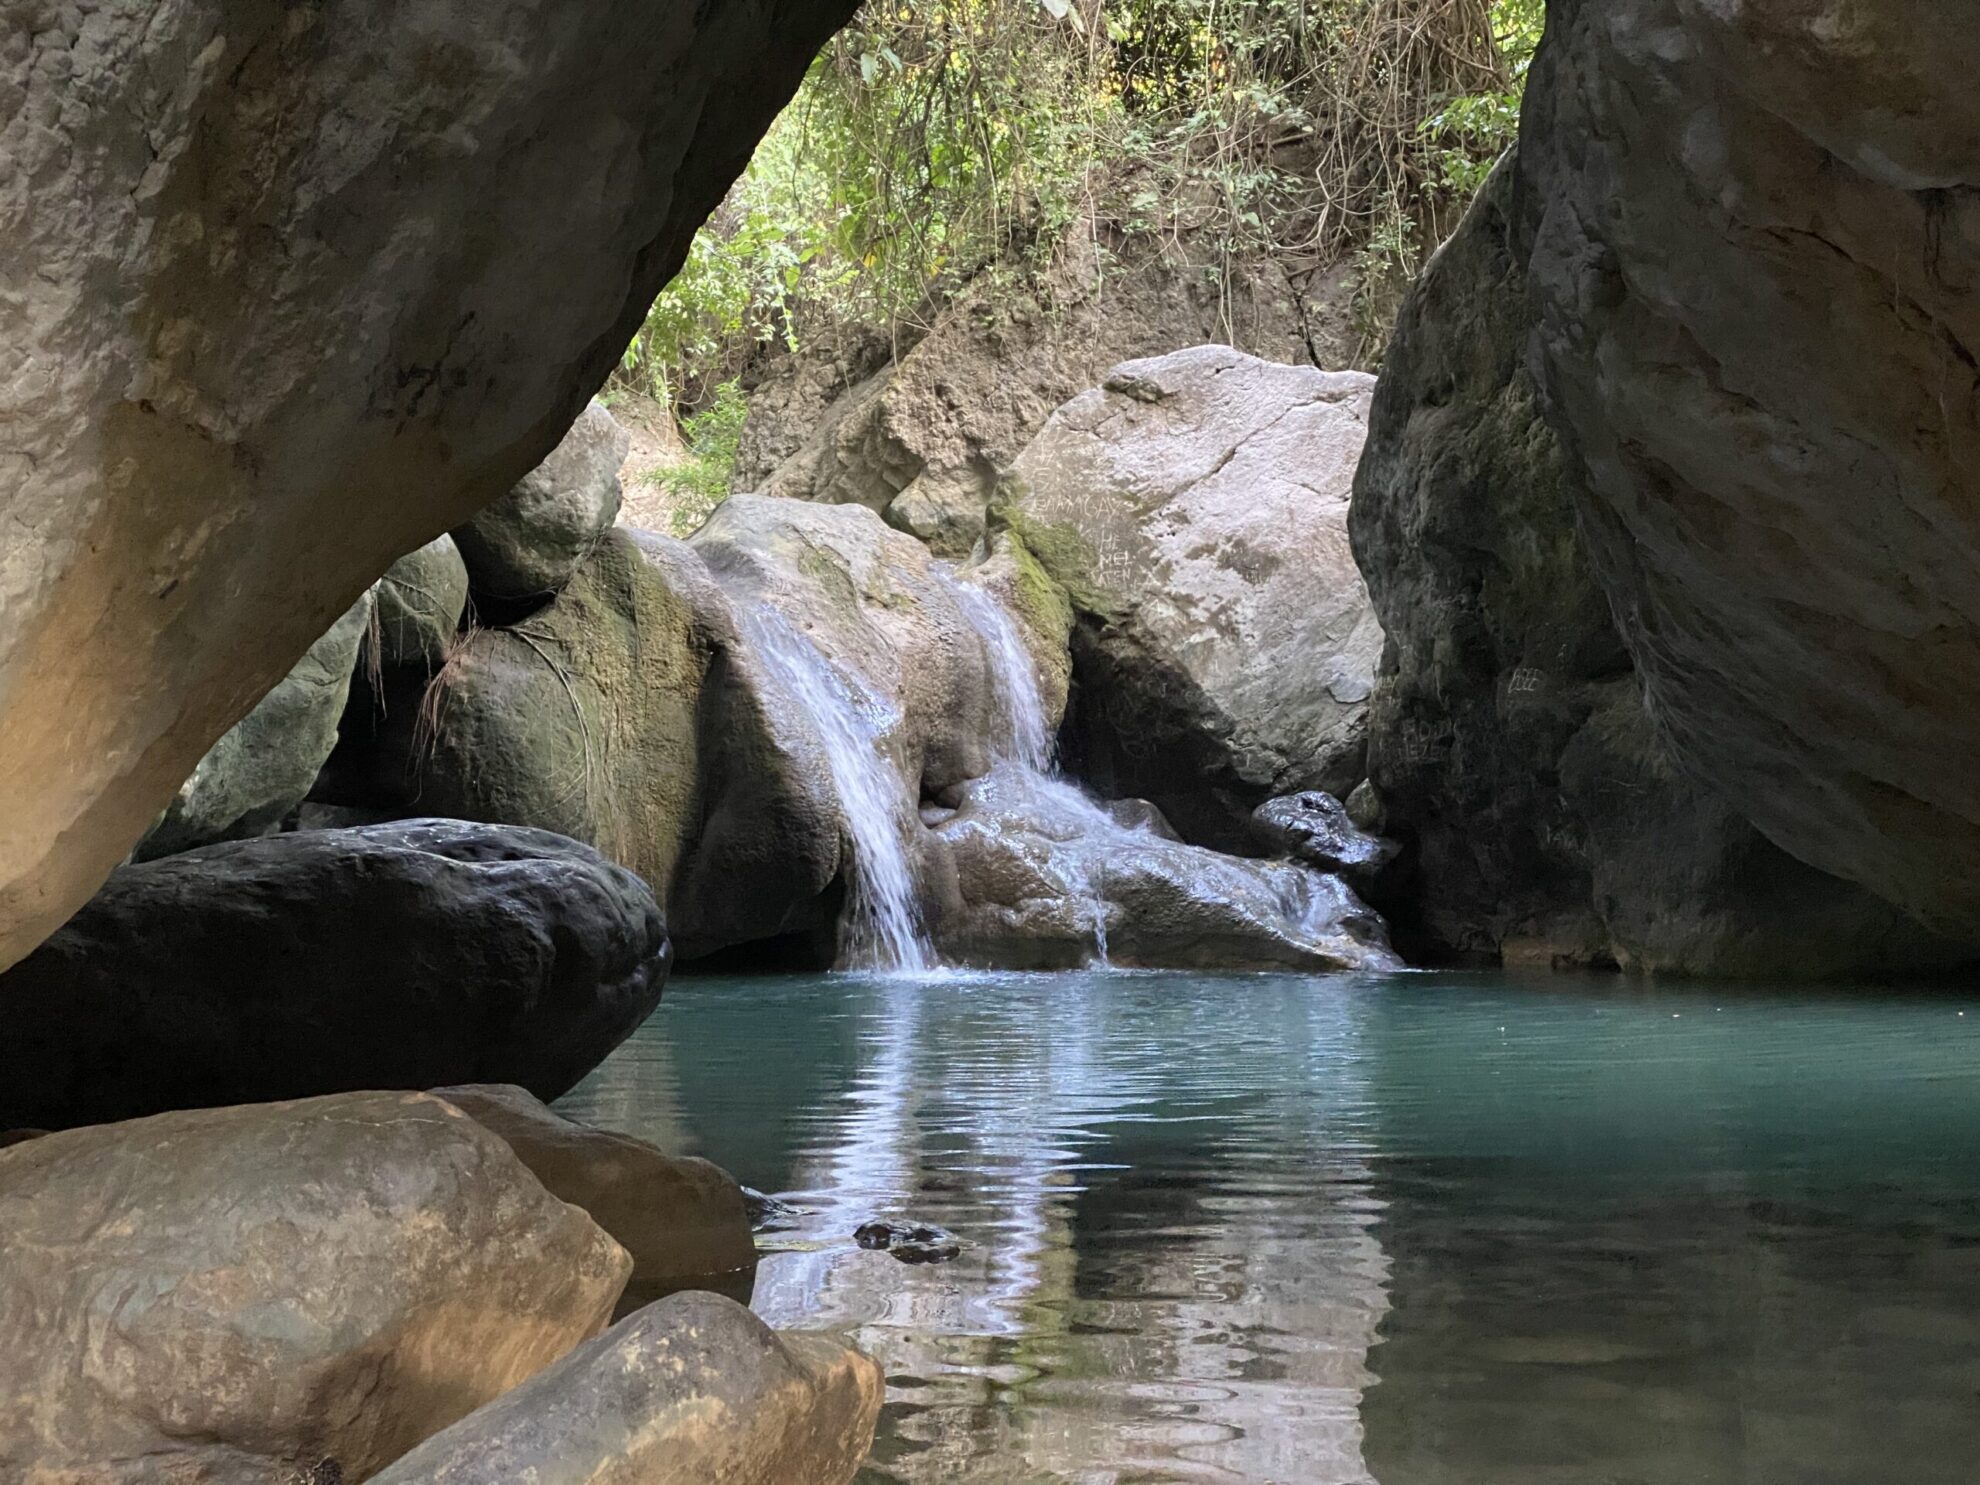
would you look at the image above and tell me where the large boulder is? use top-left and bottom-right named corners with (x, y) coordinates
top-left (735, 217), bottom-right (1319, 558)
top-left (683, 496), bottom-right (1003, 964)
top-left (997, 346), bottom-right (1384, 847)
top-left (357, 530), bottom-right (732, 907)
top-left (370, 1292), bottom-right (883, 1485)
top-left (0, 1092), bottom-right (631, 1484)
top-left (375, 534), bottom-right (471, 673)
top-left (1518, 1), bottom-right (1980, 936)
top-left (1350, 153), bottom-right (1971, 976)
top-left (340, 498), bottom-right (1001, 964)
top-left (434, 1083), bottom-right (757, 1314)
top-left (930, 766), bottom-right (1399, 971)
top-left (0, 820), bottom-right (668, 1129)
top-left (341, 524), bottom-right (843, 961)
top-left (453, 401), bottom-right (631, 605)
top-left (0, 0), bottom-right (860, 973)
top-left (133, 587), bottom-right (376, 860)
top-left (1358, 135), bottom-right (1980, 973)
top-left (691, 494), bottom-right (997, 801)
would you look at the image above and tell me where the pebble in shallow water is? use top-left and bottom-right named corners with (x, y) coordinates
top-left (854, 1220), bottom-right (963, 1264)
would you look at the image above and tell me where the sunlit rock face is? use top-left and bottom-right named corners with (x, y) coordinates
top-left (1520, 0), bottom-right (1980, 935)
top-left (0, 0), bottom-right (858, 971)
top-left (999, 347), bottom-right (1383, 849)
top-left (1350, 157), bottom-right (1970, 977)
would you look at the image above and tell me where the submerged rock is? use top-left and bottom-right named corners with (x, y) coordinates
top-left (368, 1292), bottom-right (883, 1485)
top-left (0, 0), bottom-right (861, 974)
top-left (434, 1083), bottom-right (757, 1313)
top-left (999, 346), bottom-right (1384, 847)
top-left (0, 1092), bottom-right (630, 1484)
top-left (133, 588), bottom-right (376, 861)
top-left (932, 767), bottom-right (1398, 972)
top-left (1519, 1), bottom-right (1980, 936)
top-left (855, 1219), bottom-right (964, 1265)
top-left (0, 820), bottom-right (667, 1129)
top-left (453, 401), bottom-right (631, 606)
top-left (1350, 153), bottom-right (1973, 977)
top-left (743, 1187), bottom-right (808, 1233)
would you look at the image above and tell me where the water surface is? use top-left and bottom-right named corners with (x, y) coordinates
top-left (561, 970), bottom-right (1980, 1484)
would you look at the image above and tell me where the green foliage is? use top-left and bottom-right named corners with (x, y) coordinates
top-left (622, 0), bottom-right (1544, 404)
top-left (643, 381), bottom-right (750, 536)
top-left (1420, 0), bottom-right (1544, 197)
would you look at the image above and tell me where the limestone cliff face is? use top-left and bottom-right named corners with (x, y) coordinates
top-left (1519, 0), bottom-right (1980, 937)
top-left (0, 0), bottom-right (858, 970)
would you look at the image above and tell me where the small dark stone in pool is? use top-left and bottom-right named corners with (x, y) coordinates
top-left (855, 1220), bottom-right (962, 1264)
top-left (740, 1186), bottom-right (805, 1232)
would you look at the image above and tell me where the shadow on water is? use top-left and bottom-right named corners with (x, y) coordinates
top-left (559, 970), bottom-right (1980, 1484)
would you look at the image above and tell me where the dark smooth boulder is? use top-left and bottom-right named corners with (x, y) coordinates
top-left (1519, 0), bottom-right (1980, 935)
top-left (0, 1092), bottom-right (630, 1484)
top-left (433, 1083), bottom-right (757, 1315)
top-left (1349, 153), bottom-right (1974, 977)
top-left (368, 1292), bottom-right (884, 1485)
top-left (0, 820), bottom-right (668, 1129)
top-left (1250, 791), bottom-right (1397, 887)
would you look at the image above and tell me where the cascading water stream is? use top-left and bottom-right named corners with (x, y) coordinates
top-left (739, 607), bottom-right (935, 974)
top-left (945, 580), bottom-right (1055, 773)
top-left (944, 575), bottom-right (1127, 964)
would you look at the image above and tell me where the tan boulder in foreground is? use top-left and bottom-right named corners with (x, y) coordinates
top-left (0, 1091), bottom-right (630, 1483)
top-left (371, 1292), bottom-right (884, 1485)
top-left (435, 1082), bottom-right (759, 1314)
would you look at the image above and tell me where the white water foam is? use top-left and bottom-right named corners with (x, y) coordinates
top-left (740, 607), bottom-right (935, 973)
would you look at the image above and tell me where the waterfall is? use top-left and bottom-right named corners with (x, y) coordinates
top-left (946, 580), bottom-right (1054, 772)
top-left (944, 572), bottom-right (1125, 964)
top-left (740, 608), bottom-right (935, 974)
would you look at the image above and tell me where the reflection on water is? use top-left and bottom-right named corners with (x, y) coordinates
top-left (559, 971), bottom-right (1980, 1484)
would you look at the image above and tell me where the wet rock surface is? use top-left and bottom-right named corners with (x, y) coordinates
top-left (1519, 0), bottom-right (1980, 936)
top-left (0, 1092), bottom-right (630, 1484)
top-left (0, 0), bottom-right (860, 973)
top-left (369, 1292), bottom-right (882, 1485)
top-left (856, 1219), bottom-right (964, 1264)
top-left (434, 1083), bottom-right (757, 1314)
top-left (1250, 791), bottom-right (1396, 886)
top-left (1350, 153), bottom-right (1974, 976)
top-left (1000, 346), bottom-right (1384, 848)
top-left (0, 820), bottom-right (668, 1129)
top-left (744, 1187), bottom-right (808, 1233)
top-left (932, 767), bottom-right (1399, 972)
